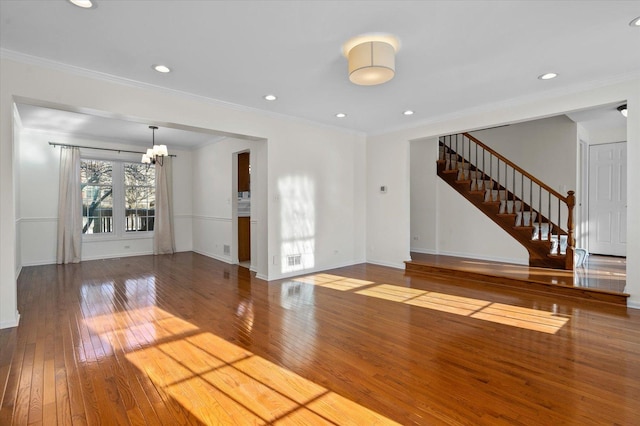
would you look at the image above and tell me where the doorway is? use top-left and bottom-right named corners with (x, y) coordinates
top-left (237, 151), bottom-right (251, 266)
top-left (588, 141), bottom-right (627, 256)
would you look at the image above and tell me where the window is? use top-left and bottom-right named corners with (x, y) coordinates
top-left (81, 159), bottom-right (155, 236)
top-left (81, 160), bottom-right (113, 234)
top-left (124, 163), bottom-right (155, 232)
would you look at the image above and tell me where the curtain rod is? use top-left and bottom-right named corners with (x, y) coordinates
top-left (48, 142), bottom-right (177, 157)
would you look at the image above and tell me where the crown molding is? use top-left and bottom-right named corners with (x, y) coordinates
top-left (371, 70), bottom-right (640, 138)
top-left (1, 48), bottom-right (366, 138)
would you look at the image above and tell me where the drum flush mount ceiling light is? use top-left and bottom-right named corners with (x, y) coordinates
top-left (343, 34), bottom-right (400, 86)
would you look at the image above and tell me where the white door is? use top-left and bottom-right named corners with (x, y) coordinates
top-left (588, 142), bottom-right (627, 256)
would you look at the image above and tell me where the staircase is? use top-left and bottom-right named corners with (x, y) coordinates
top-left (437, 132), bottom-right (575, 270)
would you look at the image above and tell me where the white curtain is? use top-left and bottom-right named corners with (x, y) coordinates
top-left (56, 147), bottom-right (82, 264)
top-left (154, 157), bottom-right (175, 254)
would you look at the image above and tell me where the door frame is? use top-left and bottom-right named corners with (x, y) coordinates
top-left (232, 149), bottom-right (251, 266)
top-left (586, 140), bottom-right (627, 256)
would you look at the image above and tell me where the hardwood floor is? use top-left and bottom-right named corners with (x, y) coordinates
top-left (407, 252), bottom-right (628, 305)
top-left (1, 252), bottom-right (640, 425)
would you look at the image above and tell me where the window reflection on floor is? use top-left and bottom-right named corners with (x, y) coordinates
top-left (84, 306), bottom-right (398, 425)
top-left (296, 274), bottom-right (570, 334)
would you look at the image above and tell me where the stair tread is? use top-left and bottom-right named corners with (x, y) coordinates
top-left (437, 140), bottom-right (573, 271)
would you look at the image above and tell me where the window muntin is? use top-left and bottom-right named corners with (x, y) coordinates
top-left (81, 160), bottom-right (113, 234)
top-left (124, 163), bottom-right (155, 232)
top-left (80, 159), bottom-right (155, 236)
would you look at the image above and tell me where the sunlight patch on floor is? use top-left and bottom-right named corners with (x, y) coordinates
top-left (296, 273), bottom-right (374, 291)
top-left (83, 306), bottom-right (399, 425)
top-left (300, 274), bottom-right (569, 334)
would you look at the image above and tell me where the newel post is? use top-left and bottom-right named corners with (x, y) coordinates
top-left (565, 190), bottom-right (575, 270)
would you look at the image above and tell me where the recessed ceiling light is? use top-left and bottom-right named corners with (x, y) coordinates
top-left (263, 94), bottom-right (277, 101)
top-left (403, 110), bottom-right (414, 116)
top-left (538, 72), bottom-right (558, 80)
top-left (153, 64), bottom-right (171, 73)
top-left (68, 0), bottom-right (95, 8)
top-left (630, 16), bottom-right (640, 27)
top-left (335, 113), bottom-right (347, 118)
top-left (617, 104), bottom-right (628, 118)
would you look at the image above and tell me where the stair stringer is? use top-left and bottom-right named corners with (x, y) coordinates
top-left (437, 160), bottom-right (567, 269)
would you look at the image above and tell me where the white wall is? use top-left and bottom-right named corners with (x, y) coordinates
top-left (409, 138), bottom-right (527, 264)
top-left (366, 135), bottom-right (411, 268)
top-left (268, 123), bottom-right (367, 278)
top-left (13, 106), bottom-right (22, 279)
top-left (470, 115), bottom-right (578, 196)
top-left (17, 129), bottom-right (194, 266)
top-left (588, 127), bottom-right (627, 146)
top-left (0, 56), bottom-right (367, 328)
top-left (1, 67), bottom-right (19, 328)
top-left (436, 179), bottom-right (528, 263)
top-left (192, 137), bottom-right (256, 263)
top-left (409, 139), bottom-right (438, 254)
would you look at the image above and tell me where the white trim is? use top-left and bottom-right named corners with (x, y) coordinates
top-left (82, 233), bottom-right (153, 243)
top-left (173, 214), bottom-right (192, 220)
top-left (20, 259), bottom-right (56, 267)
top-left (192, 215), bottom-right (232, 223)
top-left (373, 71), bottom-right (640, 137)
top-left (627, 301), bottom-right (640, 310)
top-left (1, 48), bottom-right (365, 138)
top-left (15, 265), bottom-right (22, 280)
top-left (81, 250), bottom-right (153, 262)
top-left (367, 259), bottom-right (404, 269)
top-left (0, 311), bottom-right (20, 330)
top-left (18, 217), bottom-right (57, 223)
top-left (435, 250), bottom-right (528, 266)
top-left (410, 248), bottom-right (438, 255)
top-left (365, 259), bottom-right (407, 270)
top-left (192, 249), bottom-right (232, 264)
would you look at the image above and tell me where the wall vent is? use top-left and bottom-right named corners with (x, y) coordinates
top-left (287, 254), bottom-right (302, 267)
top-left (223, 244), bottom-right (230, 255)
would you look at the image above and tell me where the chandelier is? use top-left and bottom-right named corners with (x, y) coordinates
top-left (141, 125), bottom-right (168, 166)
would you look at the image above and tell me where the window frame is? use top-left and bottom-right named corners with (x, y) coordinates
top-left (81, 158), bottom-right (155, 242)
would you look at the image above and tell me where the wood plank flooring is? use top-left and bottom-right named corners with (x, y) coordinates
top-left (1, 252), bottom-right (640, 425)
top-left (407, 252), bottom-right (628, 305)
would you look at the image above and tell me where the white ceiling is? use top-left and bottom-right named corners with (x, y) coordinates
top-left (2, 1), bottom-right (638, 139)
top-left (15, 103), bottom-right (222, 148)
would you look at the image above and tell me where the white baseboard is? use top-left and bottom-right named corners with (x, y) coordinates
top-left (192, 249), bottom-right (232, 264)
top-left (435, 250), bottom-right (528, 266)
top-left (20, 259), bottom-right (56, 267)
top-left (0, 311), bottom-right (20, 330)
top-left (409, 248), bottom-right (438, 255)
top-left (365, 259), bottom-right (407, 270)
top-left (20, 250), bottom-right (160, 266)
top-left (81, 251), bottom-right (153, 262)
top-left (627, 300), bottom-right (640, 310)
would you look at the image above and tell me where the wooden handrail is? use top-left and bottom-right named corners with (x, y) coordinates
top-left (463, 132), bottom-right (567, 202)
top-left (440, 132), bottom-right (577, 269)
